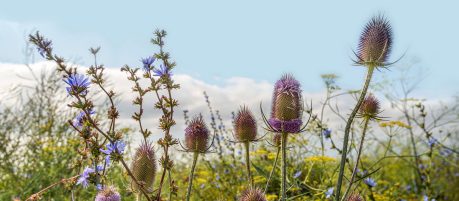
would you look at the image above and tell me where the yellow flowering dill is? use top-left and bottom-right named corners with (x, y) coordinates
top-left (373, 193), bottom-right (391, 201)
top-left (267, 152), bottom-right (277, 160)
top-left (195, 178), bottom-right (207, 184)
top-left (253, 175), bottom-right (266, 184)
top-left (305, 156), bottom-right (336, 163)
top-left (197, 170), bottom-right (211, 177)
top-left (379, 120), bottom-right (411, 129)
top-left (266, 194), bottom-right (278, 201)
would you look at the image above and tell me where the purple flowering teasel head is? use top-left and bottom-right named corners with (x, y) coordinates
top-left (234, 106), bottom-right (258, 142)
top-left (95, 186), bottom-right (121, 201)
top-left (356, 15), bottom-right (393, 66)
top-left (268, 74), bottom-right (303, 133)
top-left (131, 142), bottom-right (156, 192)
top-left (239, 188), bottom-right (267, 201)
top-left (185, 116), bottom-right (211, 153)
top-left (64, 74), bottom-right (91, 96)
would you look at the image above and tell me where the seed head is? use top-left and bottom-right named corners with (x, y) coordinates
top-left (272, 133), bottom-right (281, 147)
top-left (131, 142), bottom-right (156, 192)
top-left (359, 94), bottom-right (381, 119)
top-left (95, 186), bottom-right (121, 201)
top-left (239, 188), bottom-right (267, 201)
top-left (347, 194), bottom-right (364, 201)
top-left (185, 116), bottom-right (210, 152)
top-left (234, 106), bottom-right (257, 142)
top-left (357, 15), bottom-right (392, 65)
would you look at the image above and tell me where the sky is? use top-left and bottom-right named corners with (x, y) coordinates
top-left (1, 0), bottom-right (458, 98)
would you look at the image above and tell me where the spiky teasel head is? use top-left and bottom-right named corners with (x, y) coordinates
top-left (234, 106), bottom-right (258, 142)
top-left (268, 74), bottom-right (303, 133)
top-left (95, 186), bottom-right (121, 201)
top-left (185, 116), bottom-right (210, 153)
top-left (347, 194), bottom-right (364, 201)
top-left (131, 142), bottom-right (156, 192)
top-left (239, 188), bottom-right (267, 201)
top-left (358, 94), bottom-right (382, 120)
top-left (272, 133), bottom-right (281, 147)
top-left (356, 15), bottom-right (393, 67)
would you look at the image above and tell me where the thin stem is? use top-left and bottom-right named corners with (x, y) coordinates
top-left (342, 117), bottom-right (370, 200)
top-left (186, 152), bottom-right (199, 201)
top-left (244, 141), bottom-right (254, 187)
top-left (335, 65), bottom-right (375, 201)
top-left (281, 132), bottom-right (288, 201)
top-left (264, 146), bottom-right (281, 193)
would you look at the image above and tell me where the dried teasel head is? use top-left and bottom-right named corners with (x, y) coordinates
top-left (358, 94), bottom-right (381, 120)
top-left (131, 142), bottom-right (156, 192)
top-left (268, 74), bottom-right (303, 133)
top-left (239, 188), bottom-right (267, 201)
top-left (234, 106), bottom-right (257, 142)
top-left (185, 116), bottom-right (210, 153)
top-left (95, 186), bottom-right (121, 201)
top-left (357, 15), bottom-right (393, 66)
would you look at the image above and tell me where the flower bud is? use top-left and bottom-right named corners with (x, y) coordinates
top-left (131, 142), bottom-right (156, 192)
top-left (359, 94), bottom-right (380, 119)
top-left (234, 106), bottom-right (257, 142)
top-left (268, 74), bottom-right (303, 133)
top-left (239, 188), bottom-right (267, 201)
top-left (185, 116), bottom-right (210, 152)
top-left (357, 15), bottom-right (392, 64)
top-left (95, 186), bottom-right (121, 201)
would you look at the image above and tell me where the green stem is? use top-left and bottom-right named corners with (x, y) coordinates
top-left (264, 146), bottom-right (281, 193)
top-left (186, 152), bottom-right (199, 201)
top-left (281, 132), bottom-right (288, 201)
top-left (244, 141), bottom-right (253, 187)
top-left (342, 117), bottom-right (370, 200)
top-left (335, 65), bottom-right (375, 201)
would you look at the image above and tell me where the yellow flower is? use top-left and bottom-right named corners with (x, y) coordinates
top-left (197, 171), bottom-right (211, 177)
top-left (379, 120), bottom-right (411, 129)
top-left (373, 193), bottom-right (391, 201)
top-left (305, 156), bottom-right (336, 163)
top-left (267, 152), bottom-right (278, 160)
top-left (195, 178), bottom-right (207, 184)
top-left (253, 176), bottom-right (266, 184)
top-left (266, 194), bottom-right (278, 201)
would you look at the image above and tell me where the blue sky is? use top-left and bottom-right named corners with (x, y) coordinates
top-left (1, 0), bottom-right (458, 97)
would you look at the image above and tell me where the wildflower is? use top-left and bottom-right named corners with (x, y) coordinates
top-left (185, 116), bottom-right (210, 153)
top-left (141, 56), bottom-right (155, 71)
top-left (323, 129), bottom-right (331, 138)
top-left (234, 106), bottom-right (258, 142)
top-left (293, 171), bottom-right (302, 179)
top-left (153, 64), bottom-right (172, 77)
top-left (73, 109), bottom-right (95, 127)
top-left (37, 39), bottom-right (52, 58)
top-left (347, 194), bottom-right (363, 201)
top-left (76, 166), bottom-right (103, 188)
top-left (358, 94), bottom-right (381, 120)
top-left (325, 187), bottom-right (334, 199)
top-left (64, 74), bottom-right (91, 96)
top-left (95, 186), bottom-right (121, 201)
top-left (428, 137), bottom-right (438, 147)
top-left (131, 142), bottom-right (156, 192)
top-left (364, 177), bottom-right (377, 188)
top-left (239, 188), bottom-right (267, 201)
top-left (200, 184), bottom-right (205, 189)
top-left (100, 140), bottom-right (126, 165)
top-left (357, 15), bottom-right (392, 66)
top-left (440, 148), bottom-right (453, 157)
top-left (268, 74), bottom-right (303, 133)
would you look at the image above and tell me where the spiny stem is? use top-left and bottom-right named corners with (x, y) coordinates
top-left (186, 152), bottom-right (199, 201)
top-left (281, 132), bottom-right (288, 201)
top-left (244, 141), bottom-right (254, 187)
top-left (342, 117), bottom-right (370, 200)
top-left (335, 65), bottom-right (375, 201)
top-left (264, 146), bottom-right (281, 193)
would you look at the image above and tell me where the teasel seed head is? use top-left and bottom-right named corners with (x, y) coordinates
top-left (185, 116), bottom-right (210, 153)
top-left (95, 186), bottom-right (121, 201)
top-left (239, 188), bottom-right (267, 201)
top-left (272, 133), bottom-right (281, 147)
top-left (347, 194), bottom-right (364, 201)
top-left (234, 106), bottom-right (257, 142)
top-left (357, 15), bottom-right (392, 66)
top-left (131, 142), bottom-right (156, 192)
top-left (359, 94), bottom-right (381, 120)
top-left (268, 74), bottom-right (303, 133)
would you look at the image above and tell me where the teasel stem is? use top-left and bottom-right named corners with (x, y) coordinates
top-left (335, 65), bottom-right (375, 201)
top-left (243, 141), bottom-right (254, 187)
top-left (264, 146), bottom-right (281, 193)
top-left (136, 193), bottom-right (142, 201)
top-left (280, 132), bottom-right (288, 201)
top-left (342, 116), bottom-right (370, 201)
top-left (186, 151), bottom-right (199, 201)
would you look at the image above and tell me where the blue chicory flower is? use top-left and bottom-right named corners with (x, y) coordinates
top-left (293, 171), bottom-right (302, 179)
top-left (73, 109), bottom-right (95, 127)
top-left (153, 64), bottom-right (172, 77)
top-left (141, 56), bottom-right (155, 71)
top-left (364, 177), bottom-right (377, 188)
top-left (325, 187), bottom-right (334, 199)
top-left (100, 141), bottom-right (126, 165)
top-left (64, 74), bottom-right (91, 96)
top-left (323, 129), bottom-right (331, 138)
top-left (37, 39), bottom-right (52, 58)
top-left (76, 165), bottom-right (103, 188)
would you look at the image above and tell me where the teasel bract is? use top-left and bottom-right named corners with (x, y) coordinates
top-left (130, 142), bottom-right (156, 195)
top-left (336, 14), bottom-right (397, 201)
top-left (234, 106), bottom-right (258, 187)
top-left (95, 186), bottom-right (121, 201)
top-left (239, 188), bottom-right (267, 201)
top-left (183, 116), bottom-right (212, 201)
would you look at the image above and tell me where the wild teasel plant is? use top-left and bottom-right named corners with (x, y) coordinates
top-left (95, 186), bottom-right (121, 201)
top-left (131, 142), bottom-right (157, 200)
top-left (239, 188), bottom-right (267, 201)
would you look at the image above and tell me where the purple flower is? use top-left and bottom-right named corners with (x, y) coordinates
top-left (364, 177), bottom-right (377, 188)
top-left (440, 148), bottom-right (453, 157)
top-left (323, 129), bottom-right (331, 138)
top-left (37, 39), bottom-right (52, 58)
top-left (73, 109), bottom-right (95, 127)
top-left (268, 118), bottom-right (303, 133)
top-left (293, 171), bottom-right (302, 179)
top-left (141, 56), bottom-right (155, 71)
top-left (95, 186), bottom-right (121, 201)
top-left (428, 137), bottom-right (438, 147)
top-left (64, 74), bottom-right (91, 96)
top-left (76, 166), bottom-right (103, 188)
top-left (325, 187), bottom-right (334, 199)
top-left (153, 64), bottom-right (172, 77)
top-left (100, 141), bottom-right (126, 165)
